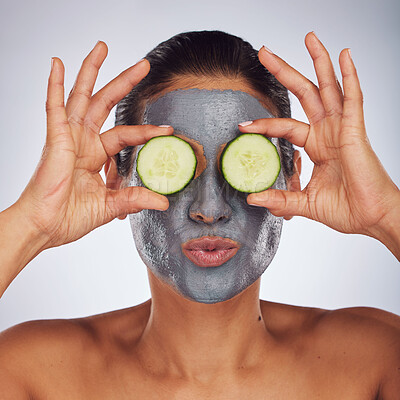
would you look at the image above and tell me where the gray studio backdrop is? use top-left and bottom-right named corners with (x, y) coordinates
top-left (0, 0), bottom-right (399, 331)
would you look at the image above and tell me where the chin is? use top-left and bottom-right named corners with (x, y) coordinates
top-left (173, 268), bottom-right (262, 305)
top-left (183, 291), bottom-right (239, 304)
top-left (190, 297), bottom-right (231, 304)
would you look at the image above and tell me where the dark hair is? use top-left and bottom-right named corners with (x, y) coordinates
top-left (115, 30), bottom-right (294, 179)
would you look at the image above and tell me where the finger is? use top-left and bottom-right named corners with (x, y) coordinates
top-left (66, 41), bottom-right (108, 123)
top-left (238, 118), bottom-right (309, 147)
top-left (258, 46), bottom-right (325, 125)
top-left (85, 59), bottom-right (150, 133)
top-left (46, 58), bottom-right (70, 146)
top-left (305, 32), bottom-right (343, 117)
top-left (105, 186), bottom-right (169, 220)
top-left (100, 124), bottom-right (173, 158)
top-left (247, 189), bottom-right (309, 219)
top-left (339, 49), bottom-right (366, 136)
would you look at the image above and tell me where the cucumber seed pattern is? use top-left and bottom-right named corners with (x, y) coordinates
top-left (239, 151), bottom-right (267, 181)
top-left (153, 148), bottom-right (179, 179)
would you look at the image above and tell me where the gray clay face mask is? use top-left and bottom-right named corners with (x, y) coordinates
top-left (129, 89), bottom-right (286, 304)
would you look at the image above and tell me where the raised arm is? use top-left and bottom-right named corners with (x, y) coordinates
top-left (0, 42), bottom-right (171, 298)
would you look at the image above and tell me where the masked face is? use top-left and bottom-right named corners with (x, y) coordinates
top-left (129, 88), bottom-right (286, 304)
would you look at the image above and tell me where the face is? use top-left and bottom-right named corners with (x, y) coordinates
top-left (128, 88), bottom-right (286, 304)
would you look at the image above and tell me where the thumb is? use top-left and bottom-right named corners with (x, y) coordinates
top-left (105, 186), bottom-right (169, 221)
top-left (247, 189), bottom-right (308, 219)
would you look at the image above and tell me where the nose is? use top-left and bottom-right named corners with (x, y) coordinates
top-left (189, 172), bottom-right (232, 224)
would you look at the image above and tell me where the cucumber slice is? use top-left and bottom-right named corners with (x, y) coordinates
top-left (221, 134), bottom-right (281, 193)
top-left (136, 136), bottom-right (197, 195)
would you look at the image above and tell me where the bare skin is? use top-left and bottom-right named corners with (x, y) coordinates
top-left (0, 33), bottom-right (399, 398)
top-left (1, 290), bottom-right (399, 399)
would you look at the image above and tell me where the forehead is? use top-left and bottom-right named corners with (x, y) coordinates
top-left (143, 89), bottom-right (274, 147)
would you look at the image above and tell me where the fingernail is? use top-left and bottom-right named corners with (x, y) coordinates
top-left (239, 120), bottom-right (253, 127)
top-left (155, 205), bottom-right (168, 211)
top-left (135, 58), bottom-right (146, 65)
top-left (51, 57), bottom-right (55, 71)
top-left (348, 48), bottom-right (352, 59)
top-left (248, 202), bottom-right (264, 208)
top-left (262, 45), bottom-right (274, 55)
top-left (249, 192), bottom-right (268, 202)
top-left (159, 125), bottom-right (171, 128)
top-left (311, 31), bottom-right (319, 41)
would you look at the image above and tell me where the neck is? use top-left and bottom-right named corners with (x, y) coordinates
top-left (135, 269), bottom-right (272, 382)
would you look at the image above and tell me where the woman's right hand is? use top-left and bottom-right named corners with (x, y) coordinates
top-left (242, 34), bottom-right (400, 260)
top-left (14, 41), bottom-right (171, 251)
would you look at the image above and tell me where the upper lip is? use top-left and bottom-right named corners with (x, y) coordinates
top-left (182, 236), bottom-right (240, 251)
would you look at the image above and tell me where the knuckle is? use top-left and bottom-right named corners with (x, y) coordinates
top-left (45, 100), bottom-right (53, 113)
top-left (324, 107), bottom-right (343, 118)
top-left (116, 128), bottom-right (128, 151)
top-left (296, 80), bottom-right (317, 101)
top-left (308, 110), bottom-right (326, 125)
top-left (359, 90), bottom-right (364, 104)
top-left (282, 192), bottom-right (289, 210)
top-left (343, 92), bottom-right (363, 103)
top-left (45, 101), bottom-right (63, 114)
top-left (342, 94), bottom-right (352, 102)
top-left (270, 209), bottom-right (284, 217)
top-left (126, 187), bottom-right (141, 205)
top-left (69, 84), bottom-right (93, 100)
top-left (83, 116), bottom-right (101, 134)
top-left (318, 80), bottom-right (336, 92)
top-left (100, 93), bottom-right (115, 113)
top-left (68, 113), bottom-right (84, 126)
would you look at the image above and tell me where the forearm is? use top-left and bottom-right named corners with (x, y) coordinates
top-left (0, 203), bottom-right (47, 298)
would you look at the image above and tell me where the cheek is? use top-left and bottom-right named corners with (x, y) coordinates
top-left (130, 210), bottom-right (168, 252)
top-left (233, 191), bottom-right (283, 265)
top-left (250, 212), bottom-right (283, 270)
top-left (129, 209), bottom-right (180, 281)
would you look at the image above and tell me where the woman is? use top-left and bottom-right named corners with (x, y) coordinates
top-left (0, 30), bottom-right (399, 398)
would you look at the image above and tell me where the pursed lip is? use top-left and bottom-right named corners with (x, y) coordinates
top-left (181, 236), bottom-right (240, 267)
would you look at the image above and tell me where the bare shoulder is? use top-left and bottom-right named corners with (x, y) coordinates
top-left (314, 306), bottom-right (400, 358)
top-left (320, 306), bottom-right (400, 398)
top-left (0, 300), bottom-right (150, 398)
top-left (0, 317), bottom-right (93, 399)
top-left (261, 300), bottom-right (400, 346)
top-left (261, 301), bottom-right (400, 398)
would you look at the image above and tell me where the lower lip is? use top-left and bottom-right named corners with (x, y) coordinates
top-left (182, 248), bottom-right (239, 267)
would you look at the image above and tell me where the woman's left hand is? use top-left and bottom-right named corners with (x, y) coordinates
top-left (240, 32), bottom-right (400, 260)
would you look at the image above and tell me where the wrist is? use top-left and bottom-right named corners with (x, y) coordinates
top-left (0, 202), bottom-right (49, 297)
top-left (9, 200), bottom-right (50, 253)
top-left (368, 192), bottom-right (400, 261)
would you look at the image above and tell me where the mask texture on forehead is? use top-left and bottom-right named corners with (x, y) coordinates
top-left (143, 89), bottom-right (274, 142)
top-left (129, 88), bottom-right (285, 304)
